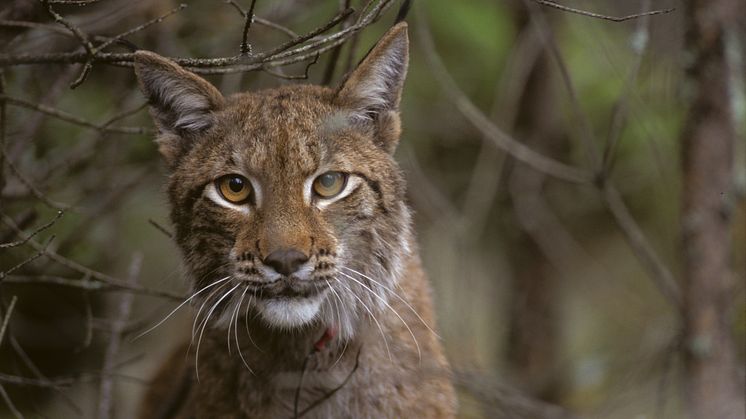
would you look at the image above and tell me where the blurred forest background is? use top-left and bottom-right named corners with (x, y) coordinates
top-left (0, 0), bottom-right (744, 418)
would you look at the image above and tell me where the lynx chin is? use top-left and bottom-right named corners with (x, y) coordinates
top-left (135, 22), bottom-right (457, 418)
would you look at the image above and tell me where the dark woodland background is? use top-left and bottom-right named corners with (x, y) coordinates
top-left (0, 0), bottom-right (744, 418)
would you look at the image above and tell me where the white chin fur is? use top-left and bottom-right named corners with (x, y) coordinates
top-left (255, 294), bottom-right (324, 328)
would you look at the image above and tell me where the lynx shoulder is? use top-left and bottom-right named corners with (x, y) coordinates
top-left (134, 23), bottom-right (457, 418)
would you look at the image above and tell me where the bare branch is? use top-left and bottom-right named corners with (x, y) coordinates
top-left (47, 0), bottom-right (100, 4)
top-left (40, 0), bottom-right (96, 87)
top-left (0, 210), bottom-right (63, 249)
top-left (533, 0), bottom-right (675, 22)
top-left (602, 184), bottom-right (682, 308)
top-left (95, 4), bottom-right (187, 54)
top-left (322, 0), bottom-right (353, 85)
top-left (4, 157), bottom-right (71, 210)
top-left (0, 384), bottom-right (23, 419)
top-left (0, 70), bottom-right (6, 197)
top-left (0, 235), bottom-right (55, 281)
top-left (414, 10), bottom-right (592, 184)
top-left (454, 370), bottom-right (581, 419)
top-left (262, 52), bottom-right (319, 80)
top-left (147, 219), bottom-right (173, 239)
top-left (97, 253), bottom-right (141, 419)
top-left (223, 0), bottom-right (257, 55)
top-left (223, 0), bottom-right (298, 38)
top-left (0, 94), bottom-right (152, 135)
top-left (1, 213), bottom-right (182, 300)
top-left (523, 0), bottom-right (600, 169)
top-left (601, 1), bottom-right (653, 176)
top-left (3, 274), bottom-right (187, 300)
top-left (254, 7), bottom-right (354, 62)
top-left (253, 16), bottom-right (298, 38)
top-left (0, 0), bottom-right (393, 77)
top-left (0, 295), bottom-right (18, 346)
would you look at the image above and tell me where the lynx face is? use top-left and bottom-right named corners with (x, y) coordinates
top-left (135, 24), bottom-right (411, 339)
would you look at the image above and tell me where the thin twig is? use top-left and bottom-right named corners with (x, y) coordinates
top-left (603, 184), bottom-right (682, 309)
top-left (0, 296), bottom-right (18, 346)
top-left (0, 210), bottom-right (63, 249)
top-left (0, 384), bottom-right (23, 419)
top-left (0, 20), bottom-right (114, 43)
top-left (233, 0), bottom-right (258, 56)
top-left (8, 335), bottom-right (82, 414)
top-left (601, 0), bottom-right (652, 175)
top-left (0, 0), bottom-right (392, 77)
top-left (253, 17), bottom-right (298, 38)
top-left (101, 102), bottom-right (148, 128)
top-left (533, 0), bottom-right (674, 23)
top-left (94, 4), bottom-right (187, 54)
top-left (3, 274), bottom-right (186, 299)
top-left (225, 1), bottom-right (297, 38)
top-left (76, 290), bottom-right (93, 352)
top-left (47, 0), bottom-right (100, 4)
top-left (40, 0), bottom-right (96, 87)
top-left (322, 0), bottom-right (353, 85)
top-left (0, 370), bottom-right (148, 387)
top-left (1, 213), bottom-right (182, 300)
top-left (524, 0), bottom-right (600, 170)
top-left (0, 70), bottom-right (6, 198)
top-left (255, 8), bottom-right (354, 62)
top-left (4, 157), bottom-right (71, 210)
top-left (148, 219), bottom-right (173, 239)
top-left (414, 10), bottom-right (591, 184)
top-left (0, 236), bottom-right (55, 281)
top-left (0, 95), bottom-right (151, 135)
top-left (40, 0), bottom-right (94, 54)
top-left (263, 53), bottom-right (319, 80)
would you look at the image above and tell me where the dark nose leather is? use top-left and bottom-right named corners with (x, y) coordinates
top-left (263, 248), bottom-right (309, 276)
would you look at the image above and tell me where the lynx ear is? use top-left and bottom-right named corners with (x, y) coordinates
top-left (335, 22), bottom-right (409, 153)
top-left (133, 51), bottom-right (225, 166)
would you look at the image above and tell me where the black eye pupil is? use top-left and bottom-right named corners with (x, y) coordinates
top-left (228, 177), bottom-right (244, 192)
top-left (320, 174), bottom-right (336, 187)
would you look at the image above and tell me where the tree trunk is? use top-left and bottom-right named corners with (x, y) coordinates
top-left (504, 2), bottom-right (563, 403)
top-left (681, 1), bottom-right (745, 418)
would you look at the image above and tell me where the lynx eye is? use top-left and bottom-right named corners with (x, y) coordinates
top-left (216, 175), bottom-right (252, 204)
top-left (312, 172), bottom-right (347, 199)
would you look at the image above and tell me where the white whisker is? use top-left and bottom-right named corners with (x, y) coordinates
top-left (227, 285), bottom-right (245, 355)
top-left (191, 282), bottom-right (231, 341)
top-left (341, 266), bottom-right (440, 339)
top-left (233, 285), bottom-right (254, 374)
top-left (195, 283), bottom-right (240, 382)
top-left (325, 279), bottom-right (349, 368)
top-left (244, 292), bottom-right (263, 352)
top-left (339, 271), bottom-right (421, 363)
top-left (133, 276), bottom-right (232, 341)
top-left (335, 277), bottom-right (392, 362)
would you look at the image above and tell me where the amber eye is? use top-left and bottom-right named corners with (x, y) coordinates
top-left (312, 172), bottom-right (347, 198)
top-left (217, 175), bottom-right (252, 204)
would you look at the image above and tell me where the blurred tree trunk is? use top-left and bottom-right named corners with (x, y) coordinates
top-left (680, 0), bottom-right (745, 418)
top-left (504, 3), bottom-right (563, 403)
top-left (0, 0), bottom-right (45, 47)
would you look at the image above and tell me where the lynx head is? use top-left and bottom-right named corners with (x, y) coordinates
top-left (135, 23), bottom-right (412, 339)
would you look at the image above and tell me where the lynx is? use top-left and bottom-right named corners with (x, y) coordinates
top-left (134, 23), bottom-right (457, 418)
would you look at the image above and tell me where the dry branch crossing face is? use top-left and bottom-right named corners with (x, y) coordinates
top-left (134, 23), bottom-right (457, 418)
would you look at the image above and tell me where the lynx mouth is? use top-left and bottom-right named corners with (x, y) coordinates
top-left (252, 282), bottom-right (330, 328)
top-left (241, 275), bottom-right (330, 298)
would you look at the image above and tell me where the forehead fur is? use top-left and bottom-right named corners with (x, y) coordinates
top-left (203, 85), bottom-right (374, 168)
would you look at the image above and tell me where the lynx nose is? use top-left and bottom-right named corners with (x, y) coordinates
top-left (263, 248), bottom-right (309, 276)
